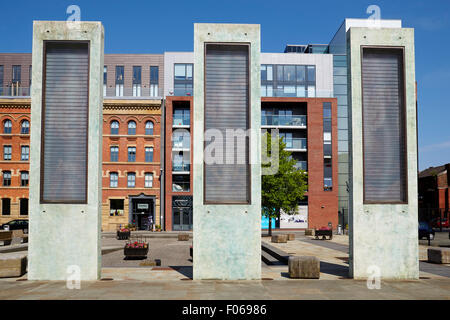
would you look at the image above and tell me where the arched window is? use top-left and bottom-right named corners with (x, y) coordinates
top-left (110, 121), bottom-right (119, 135)
top-left (21, 120), bottom-right (30, 134)
top-left (145, 121), bottom-right (154, 135)
top-left (3, 120), bottom-right (12, 134)
top-left (128, 121), bottom-right (136, 135)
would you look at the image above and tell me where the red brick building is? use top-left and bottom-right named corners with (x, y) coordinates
top-left (419, 164), bottom-right (450, 221)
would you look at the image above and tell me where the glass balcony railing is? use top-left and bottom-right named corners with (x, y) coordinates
top-left (262, 88), bottom-right (333, 98)
top-left (173, 163), bottom-right (190, 172)
top-left (262, 115), bottom-right (306, 127)
top-left (172, 182), bottom-right (190, 192)
top-left (172, 138), bottom-right (190, 149)
top-left (0, 87), bottom-right (30, 97)
top-left (173, 88), bottom-right (193, 97)
top-left (285, 138), bottom-right (307, 150)
top-left (104, 87), bottom-right (160, 98)
top-left (294, 161), bottom-right (308, 171)
top-left (173, 115), bottom-right (190, 127)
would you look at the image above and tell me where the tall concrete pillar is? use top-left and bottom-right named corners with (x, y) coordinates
top-left (348, 27), bottom-right (419, 279)
top-left (28, 21), bottom-right (104, 280)
top-left (193, 24), bottom-right (261, 280)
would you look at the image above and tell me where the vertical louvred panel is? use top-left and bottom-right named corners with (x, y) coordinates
top-left (204, 44), bottom-right (250, 204)
top-left (362, 47), bottom-right (407, 203)
top-left (41, 42), bottom-right (89, 203)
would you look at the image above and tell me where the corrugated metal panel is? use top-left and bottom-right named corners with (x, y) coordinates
top-left (362, 48), bottom-right (406, 203)
top-left (204, 44), bottom-right (250, 203)
top-left (41, 42), bottom-right (89, 203)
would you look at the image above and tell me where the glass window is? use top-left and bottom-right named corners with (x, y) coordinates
top-left (0, 65), bottom-right (3, 95)
top-left (12, 65), bottom-right (21, 83)
top-left (174, 64), bottom-right (186, 80)
top-left (150, 66), bottom-right (159, 84)
top-left (261, 65), bottom-right (267, 81)
top-left (145, 173), bottom-right (153, 188)
top-left (277, 65), bottom-right (283, 81)
top-left (3, 145), bottom-right (11, 160)
top-left (21, 146), bottom-right (29, 161)
top-left (2, 198), bottom-right (10, 215)
top-left (110, 199), bottom-right (124, 216)
top-left (110, 146), bottom-right (118, 162)
top-left (110, 172), bottom-right (118, 188)
top-left (111, 121), bottom-right (119, 135)
top-left (127, 172), bottom-right (136, 188)
top-left (186, 64), bottom-right (193, 80)
top-left (307, 66), bottom-right (316, 82)
top-left (296, 66), bottom-right (306, 83)
top-left (127, 121), bottom-right (136, 135)
top-left (145, 121), bottom-right (154, 135)
top-left (3, 171), bottom-right (11, 186)
top-left (145, 147), bottom-right (153, 162)
top-left (21, 120), bottom-right (29, 134)
top-left (266, 65), bottom-right (273, 81)
top-left (21, 171), bottom-right (29, 186)
top-left (128, 147), bottom-right (136, 162)
top-left (115, 66), bottom-right (124, 84)
top-left (20, 198), bottom-right (28, 215)
top-left (284, 65), bottom-right (296, 82)
top-left (103, 66), bottom-right (107, 85)
top-left (4, 120), bottom-right (12, 133)
top-left (132, 66), bottom-right (141, 85)
top-left (324, 158), bottom-right (332, 191)
top-left (29, 65), bottom-right (32, 87)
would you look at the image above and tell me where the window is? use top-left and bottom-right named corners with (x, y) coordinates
top-left (323, 102), bottom-right (332, 190)
top-left (2, 198), bottom-right (10, 215)
top-left (324, 158), bottom-right (332, 191)
top-left (115, 66), bottom-right (124, 96)
top-left (145, 121), bottom-right (154, 135)
top-left (110, 199), bottom-right (124, 216)
top-left (4, 120), bottom-right (12, 133)
top-left (110, 146), bottom-right (119, 162)
top-left (20, 198), bottom-right (28, 216)
top-left (21, 146), bottom-right (29, 161)
top-left (173, 108), bottom-right (190, 126)
top-left (29, 65), bottom-right (32, 88)
top-left (21, 120), bottom-right (29, 134)
top-left (12, 65), bottom-right (21, 83)
top-left (174, 64), bottom-right (193, 96)
top-left (127, 172), bottom-right (136, 188)
top-left (110, 172), bottom-right (118, 188)
top-left (21, 171), bottom-right (29, 186)
top-left (172, 175), bottom-right (190, 192)
top-left (132, 66), bottom-right (141, 97)
top-left (145, 173), bottom-right (153, 188)
top-left (110, 121), bottom-right (119, 135)
top-left (3, 145), bottom-right (11, 160)
top-left (3, 171), bottom-right (11, 186)
top-left (145, 147), bottom-right (153, 162)
top-left (150, 66), bottom-right (159, 97)
top-left (128, 121), bottom-right (136, 135)
top-left (128, 147), bottom-right (136, 162)
top-left (103, 66), bottom-right (107, 96)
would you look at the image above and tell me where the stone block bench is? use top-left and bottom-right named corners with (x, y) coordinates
top-left (0, 231), bottom-right (13, 246)
top-left (178, 233), bottom-right (190, 241)
top-left (0, 252), bottom-right (27, 278)
top-left (288, 256), bottom-right (320, 279)
top-left (271, 234), bottom-right (287, 243)
top-left (427, 247), bottom-right (450, 264)
top-left (287, 233), bottom-right (295, 241)
top-left (304, 229), bottom-right (315, 236)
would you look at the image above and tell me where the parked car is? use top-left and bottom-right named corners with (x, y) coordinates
top-left (418, 221), bottom-right (435, 240)
top-left (431, 217), bottom-right (449, 228)
top-left (1, 219), bottom-right (28, 233)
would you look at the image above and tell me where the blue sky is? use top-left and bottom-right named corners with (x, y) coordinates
top-left (0, 0), bottom-right (449, 170)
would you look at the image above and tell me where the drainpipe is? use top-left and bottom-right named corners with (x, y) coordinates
top-left (160, 98), bottom-right (165, 231)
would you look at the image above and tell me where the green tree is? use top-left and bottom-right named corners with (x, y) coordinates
top-left (262, 132), bottom-right (308, 236)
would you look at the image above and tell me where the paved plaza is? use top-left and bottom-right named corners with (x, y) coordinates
top-left (0, 232), bottom-right (449, 299)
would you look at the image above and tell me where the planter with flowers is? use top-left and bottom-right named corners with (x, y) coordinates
top-left (154, 224), bottom-right (161, 232)
top-left (124, 240), bottom-right (149, 258)
top-left (117, 228), bottom-right (130, 240)
top-left (314, 226), bottom-right (333, 240)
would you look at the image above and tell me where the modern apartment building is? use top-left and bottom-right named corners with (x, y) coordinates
top-left (0, 18), bottom-right (414, 232)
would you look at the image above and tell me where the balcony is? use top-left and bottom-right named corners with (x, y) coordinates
top-left (173, 115), bottom-right (190, 127)
top-left (172, 138), bottom-right (190, 150)
top-left (173, 88), bottom-right (193, 97)
top-left (285, 138), bottom-right (307, 151)
top-left (104, 87), bottom-right (160, 98)
top-left (294, 161), bottom-right (308, 171)
top-left (172, 181), bottom-right (190, 192)
top-left (262, 88), bottom-right (333, 98)
top-left (0, 87), bottom-right (30, 97)
top-left (173, 163), bottom-right (190, 173)
top-left (261, 115), bottom-right (306, 128)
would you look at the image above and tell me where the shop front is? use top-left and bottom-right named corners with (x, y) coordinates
top-left (129, 194), bottom-right (155, 230)
top-left (172, 196), bottom-right (192, 231)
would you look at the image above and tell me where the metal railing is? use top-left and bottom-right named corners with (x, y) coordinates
top-left (173, 115), bottom-right (190, 127)
top-left (284, 138), bottom-right (307, 150)
top-left (294, 161), bottom-right (307, 171)
top-left (0, 87), bottom-right (30, 97)
top-left (104, 87), bottom-right (160, 98)
top-left (262, 115), bottom-right (306, 127)
top-left (173, 163), bottom-right (190, 172)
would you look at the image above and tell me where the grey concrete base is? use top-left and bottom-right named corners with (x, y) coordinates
top-left (288, 256), bottom-right (320, 279)
top-left (0, 252), bottom-right (27, 278)
top-left (428, 248), bottom-right (450, 264)
top-left (272, 234), bottom-right (287, 243)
